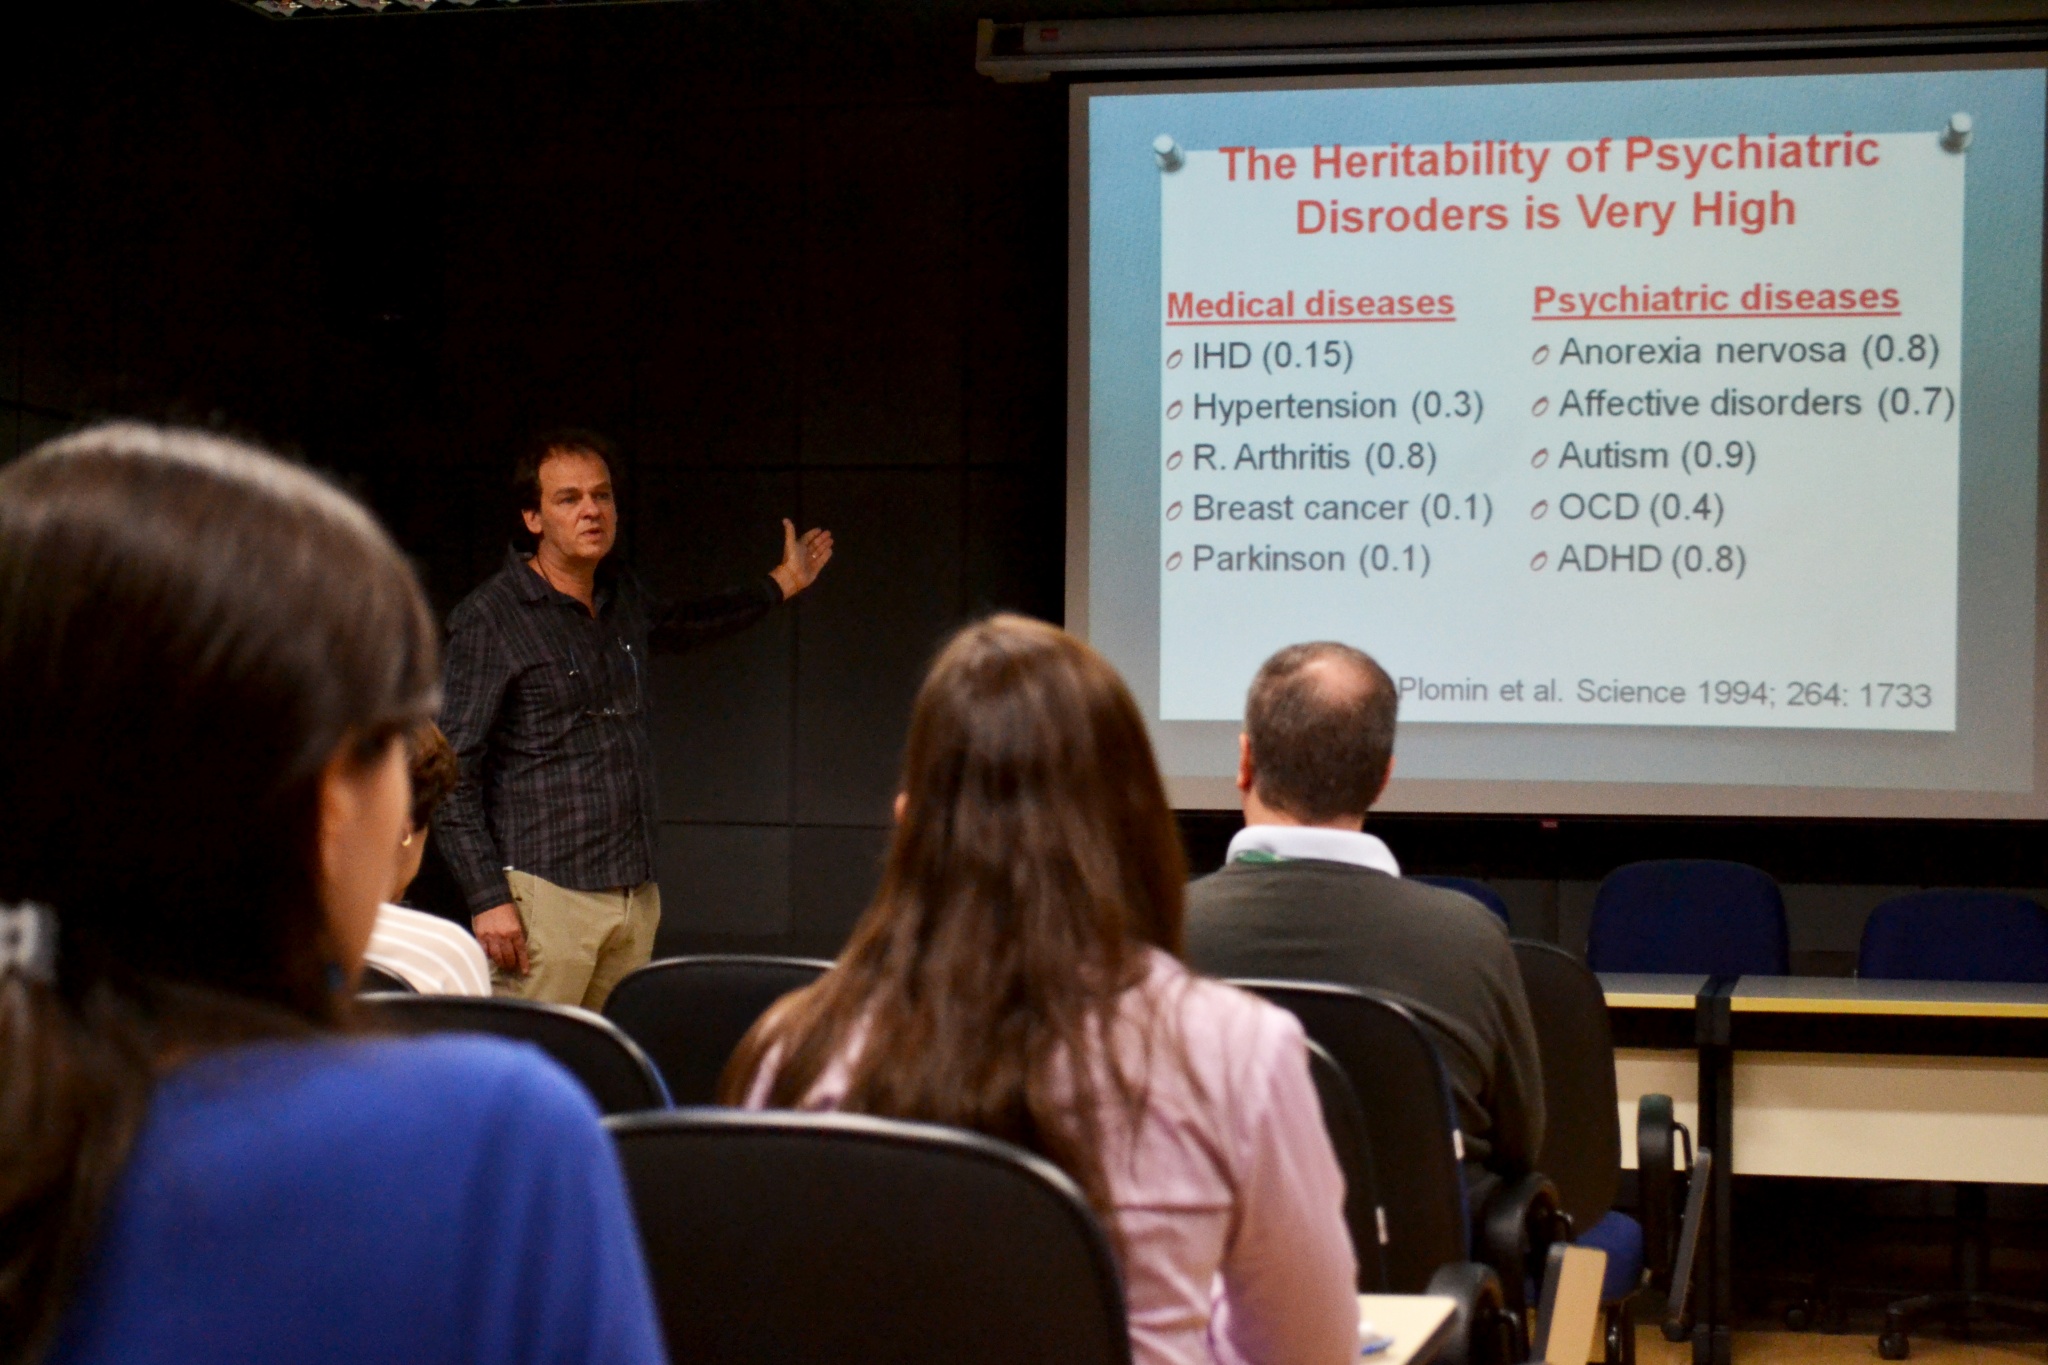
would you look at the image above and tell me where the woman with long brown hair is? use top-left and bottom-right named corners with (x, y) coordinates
top-left (724, 615), bottom-right (1357, 1364)
top-left (0, 425), bottom-right (664, 1365)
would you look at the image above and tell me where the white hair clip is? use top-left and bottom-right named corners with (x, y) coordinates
top-left (0, 901), bottom-right (57, 983)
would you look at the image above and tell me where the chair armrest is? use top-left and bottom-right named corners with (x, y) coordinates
top-left (1661, 1146), bottom-right (1714, 1343)
top-left (1426, 1260), bottom-right (1522, 1365)
top-left (1479, 1170), bottom-right (1565, 1319)
top-left (1636, 1094), bottom-right (1680, 1282)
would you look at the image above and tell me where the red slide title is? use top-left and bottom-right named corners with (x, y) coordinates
top-left (1218, 134), bottom-right (1883, 186)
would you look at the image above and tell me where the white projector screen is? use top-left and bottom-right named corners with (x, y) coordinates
top-left (1068, 56), bottom-right (2048, 818)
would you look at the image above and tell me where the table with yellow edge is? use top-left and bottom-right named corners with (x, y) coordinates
top-left (1596, 973), bottom-right (2048, 1365)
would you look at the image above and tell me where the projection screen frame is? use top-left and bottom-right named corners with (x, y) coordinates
top-left (1068, 52), bottom-right (2048, 819)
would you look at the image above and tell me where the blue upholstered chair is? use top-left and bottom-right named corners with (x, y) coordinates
top-left (1860, 890), bottom-right (2048, 984)
top-left (1413, 875), bottom-right (1514, 929)
top-left (1587, 860), bottom-right (1788, 976)
top-left (1858, 889), bottom-right (2048, 1359)
top-left (1513, 941), bottom-right (1661, 1365)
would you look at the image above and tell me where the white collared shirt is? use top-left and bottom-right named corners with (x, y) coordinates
top-left (363, 903), bottom-right (492, 996)
top-left (1225, 824), bottom-right (1402, 876)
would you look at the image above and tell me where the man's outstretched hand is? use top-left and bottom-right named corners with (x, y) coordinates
top-left (769, 519), bottom-right (834, 600)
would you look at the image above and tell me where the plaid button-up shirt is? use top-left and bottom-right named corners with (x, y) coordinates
top-left (437, 547), bottom-right (780, 916)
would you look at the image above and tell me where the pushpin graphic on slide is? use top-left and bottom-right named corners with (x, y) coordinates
top-left (1942, 113), bottom-right (1973, 153)
top-left (1530, 551), bottom-right (1549, 571)
top-left (1530, 396), bottom-right (1550, 416)
top-left (1166, 450), bottom-right (1184, 470)
top-left (1167, 349), bottom-right (1184, 369)
top-left (1166, 501), bottom-right (1184, 520)
top-left (1531, 448), bottom-right (1550, 468)
top-left (1165, 400), bottom-right (1184, 419)
top-left (1165, 551), bottom-right (1184, 570)
top-left (1154, 134), bottom-right (1185, 172)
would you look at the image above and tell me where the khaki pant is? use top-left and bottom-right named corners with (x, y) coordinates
top-left (495, 870), bottom-right (660, 1011)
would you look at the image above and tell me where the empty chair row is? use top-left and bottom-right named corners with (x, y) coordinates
top-left (1424, 862), bottom-right (2048, 983)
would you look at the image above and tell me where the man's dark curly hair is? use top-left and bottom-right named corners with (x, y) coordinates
top-left (510, 427), bottom-right (616, 517)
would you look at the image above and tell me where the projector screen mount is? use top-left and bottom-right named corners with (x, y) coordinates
top-left (979, 4), bottom-right (2048, 82)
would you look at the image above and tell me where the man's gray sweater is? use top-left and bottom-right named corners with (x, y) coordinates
top-left (1184, 856), bottom-right (1546, 1208)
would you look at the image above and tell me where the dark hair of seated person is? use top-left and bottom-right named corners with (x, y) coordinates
top-left (406, 720), bottom-right (460, 831)
top-left (0, 424), bottom-right (440, 1364)
top-left (720, 614), bottom-right (1189, 1247)
top-left (1244, 640), bottom-right (1398, 822)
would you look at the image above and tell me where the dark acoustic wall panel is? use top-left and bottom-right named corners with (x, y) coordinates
top-left (0, 211), bottom-right (16, 414)
top-left (799, 107), bottom-right (968, 469)
top-left (626, 111), bottom-right (808, 471)
top-left (658, 823), bottom-right (795, 946)
top-left (17, 194), bottom-right (116, 423)
top-left (791, 824), bottom-right (894, 958)
top-left (964, 101), bottom-right (1068, 470)
top-left (795, 468), bottom-right (966, 827)
top-left (967, 467), bottom-right (1065, 625)
top-left (649, 621), bottom-right (797, 827)
top-left (640, 469), bottom-right (802, 826)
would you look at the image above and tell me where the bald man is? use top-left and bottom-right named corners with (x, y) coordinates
top-left (1182, 641), bottom-right (1544, 1214)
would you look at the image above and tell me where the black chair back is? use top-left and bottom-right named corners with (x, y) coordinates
top-left (1511, 940), bottom-right (1622, 1234)
top-left (362, 995), bottom-right (669, 1114)
top-left (1302, 1036), bottom-right (1391, 1291)
top-left (606, 1109), bottom-right (1130, 1365)
top-left (357, 964), bottom-right (415, 993)
top-left (602, 954), bottom-right (832, 1104)
top-left (1233, 979), bottom-right (1468, 1292)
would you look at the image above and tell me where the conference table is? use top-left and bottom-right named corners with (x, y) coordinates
top-left (1598, 973), bottom-right (2048, 1365)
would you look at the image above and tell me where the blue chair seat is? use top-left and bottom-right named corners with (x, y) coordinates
top-left (1579, 1210), bottom-right (1645, 1303)
top-left (1523, 1211), bottom-right (1644, 1308)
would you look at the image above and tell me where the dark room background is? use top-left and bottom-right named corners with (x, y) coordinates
top-left (9, 0), bottom-right (2048, 966)
top-left (6, 0), bottom-right (1080, 959)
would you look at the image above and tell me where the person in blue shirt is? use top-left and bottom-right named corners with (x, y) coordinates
top-left (0, 423), bottom-right (667, 1365)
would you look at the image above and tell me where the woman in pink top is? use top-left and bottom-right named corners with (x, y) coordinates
top-left (723, 615), bottom-right (1357, 1365)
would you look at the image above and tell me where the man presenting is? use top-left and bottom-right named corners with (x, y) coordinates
top-left (439, 430), bottom-right (832, 1008)
top-left (1182, 641), bottom-right (1544, 1213)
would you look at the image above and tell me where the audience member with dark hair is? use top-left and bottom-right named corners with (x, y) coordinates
top-left (0, 425), bottom-right (665, 1365)
top-left (363, 721), bottom-right (492, 996)
top-left (724, 615), bottom-right (1358, 1365)
top-left (1183, 641), bottom-right (1545, 1214)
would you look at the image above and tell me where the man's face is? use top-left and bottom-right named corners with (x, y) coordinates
top-left (523, 450), bottom-right (616, 566)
